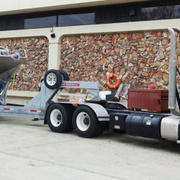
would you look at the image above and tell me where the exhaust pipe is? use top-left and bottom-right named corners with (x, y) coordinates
top-left (168, 27), bottom-right (180, 115)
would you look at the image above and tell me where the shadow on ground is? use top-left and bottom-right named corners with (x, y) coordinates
top-left (99, 131), bottom-right (180, 154)
top-left (0, 117), bottom-right (180, 154)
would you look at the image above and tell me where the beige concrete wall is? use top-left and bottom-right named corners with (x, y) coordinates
top-left (0, 0), bottom-right (149, 15)
top-left (3, 19), bottom-right (180, 104)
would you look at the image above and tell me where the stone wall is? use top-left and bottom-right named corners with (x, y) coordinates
top-left (60, 31), bottom-right (180, 90)
top-left (3, 31), bottom-right (179, 92)
top-left (0, 37), bottom-right (48, 91)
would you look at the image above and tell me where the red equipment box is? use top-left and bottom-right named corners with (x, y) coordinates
top-left (128, 89), bottom-right (169, 113)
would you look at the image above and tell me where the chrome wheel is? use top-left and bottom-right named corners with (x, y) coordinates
top-left (46, 72), bottom-right (57, 87)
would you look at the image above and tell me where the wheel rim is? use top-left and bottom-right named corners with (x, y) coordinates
top-left (50, 109), bottom-right (62, 127)
top-left (46, 72), bottom-right (57, 86)
top-left (76, 112), bottom-right (91, 131)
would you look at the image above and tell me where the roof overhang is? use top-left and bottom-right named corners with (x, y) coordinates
top-left (0, 0), bottom-right (151, 15)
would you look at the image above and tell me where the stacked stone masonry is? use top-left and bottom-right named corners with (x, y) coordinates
top-left (0, 37), bottom-right (48, 91)
top-left (60, 31), bottom-right (180, 91)
top-left (2, 31), bottom-right (180, 92)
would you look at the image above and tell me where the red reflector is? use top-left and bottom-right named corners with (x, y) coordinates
top-left (30, 109), bottom-right (38, 112)
top-left (3, 108), bottom-right (11, 111)
top-left (62, 82), bottom-right (80, 87)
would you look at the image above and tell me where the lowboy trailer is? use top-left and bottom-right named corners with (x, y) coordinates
top-left (1, 28), bottom-right (180, 143)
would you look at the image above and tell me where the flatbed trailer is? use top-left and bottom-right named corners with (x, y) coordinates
top-left (1, 27), bottom-right (180, 143)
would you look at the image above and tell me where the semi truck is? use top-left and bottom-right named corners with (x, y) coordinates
top-left (0, 27), bottom-right (180, 143)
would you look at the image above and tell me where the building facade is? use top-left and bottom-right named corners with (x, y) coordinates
top-left (1, 0), bottom-right (180, 103)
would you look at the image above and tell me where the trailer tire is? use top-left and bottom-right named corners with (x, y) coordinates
top-left (59, 70), bottom-right (69, 81)
top-left (44, 69), bottom-right (62, 89)
top-left (72, 106), bottom-right (103, 138)
top-left (46, 103), bottom-right (72, 133)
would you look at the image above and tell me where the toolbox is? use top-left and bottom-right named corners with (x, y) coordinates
top-left (128, 89), bottom-right (169, 113)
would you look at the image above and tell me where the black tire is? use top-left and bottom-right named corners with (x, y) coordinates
top-left (59, 70), bottom-right (70, 81)
top-left (106, 103), bottom-right (127, 110)
top-left (44, 69), bottom-right (62, 89)
top-left (72, 106), bottom-right (103, 138)
top-left (46, 103), bottom-right (72, 133)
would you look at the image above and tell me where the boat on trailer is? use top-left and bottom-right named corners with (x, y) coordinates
top-left (0, 47), bottom-right (26, 104)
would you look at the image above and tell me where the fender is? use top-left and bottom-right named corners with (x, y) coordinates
top-left (79, 102), bottom-right (110, 121)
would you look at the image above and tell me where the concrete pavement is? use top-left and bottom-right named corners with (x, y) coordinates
top-left (0, 117), bottom-right (180, 180)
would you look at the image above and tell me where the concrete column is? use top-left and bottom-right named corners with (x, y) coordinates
top-left (48, 39), bottom-right (60, 70)
top-left (47, 35), bottom-right (61, 102)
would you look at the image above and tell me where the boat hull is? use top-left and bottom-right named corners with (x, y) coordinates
top-left (0, 54), bottom-right (25, 92)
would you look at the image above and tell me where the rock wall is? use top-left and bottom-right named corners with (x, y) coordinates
top-left (0, 37), bottom-right (48, 91)
top-left (2, 31), bottom-right (179, 92)
top-left (60, 31), bottom-right (180, 90)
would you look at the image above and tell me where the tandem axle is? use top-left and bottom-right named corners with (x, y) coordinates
top-left (42, 69), bottom-right (179, 142)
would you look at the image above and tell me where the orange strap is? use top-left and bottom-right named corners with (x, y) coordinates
top-left (106, 74), bottom-right (120, 89)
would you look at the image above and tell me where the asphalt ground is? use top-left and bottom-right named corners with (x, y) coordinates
top-left (0, 117), bottom-right (180, 180)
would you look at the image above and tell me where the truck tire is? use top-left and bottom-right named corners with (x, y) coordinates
top-left (72, 105), bottom-right (103, 138)
top-left (46, 103), bottom-right (72, 133)
top-left (106, 103), bottom-right (126, 110)
top-left (59, 70), bottom-right (69, 81)
top-left (44, 69), bottom-right (62, 89)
